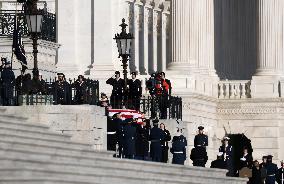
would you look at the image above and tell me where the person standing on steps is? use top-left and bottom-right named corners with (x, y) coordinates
top-left (150, 119), bottom-right (166, 162)
top-left (171, 128), bottom-right (187, 165)
top-left (160, 123), bottom-right (171, 163)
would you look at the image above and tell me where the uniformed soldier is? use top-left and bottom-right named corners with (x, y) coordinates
top-left (135, 119), bottom-right (150, 160)
top-left (170, 128), bottom-right (187, 165)
top-left (194, 126), bottom-right (208, 147)
top-left (265, 155), bottom-right (278, 184)
top-left (150, 119), bottom-right (166, 162)
top-left (127, 72), bottom-right (142, 110)
top-left (113, 113), bottom-right (125, 157)
top-left (122, 118), bottom-right (137, 159)
top-left (276, 161), bottom-right (284, 184)
top-left (190, 126), bottom-right (208, 167)
top-left (53, 73), bottom-right (71, 105)
top-left (160, 123), bottom-right (171, 163)
top-left (106, 71), bottom-right (124, 109)
top-left (219, 137), bottom-right (235, 176)
top-left (0, 59), bottom-right (15, 106)
top-left (210, 153), bottom-right (227, 169)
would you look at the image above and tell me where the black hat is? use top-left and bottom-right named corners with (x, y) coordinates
top-left (115, 71), bottom-right (120, 75)
top-left (131, 72), bottom-right (137, 76)
top-left (153, 119), bottom-right (159, 125)
top-left (267, 155), bottom-right (273, 159)
top-left (198, 126), bottom-right (204, 130)
top-left (262, 156), bottom-right (268, 159)
top-left (57, 73), bottom-right (64, 76)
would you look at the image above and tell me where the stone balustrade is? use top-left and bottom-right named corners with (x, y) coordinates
top-left (218, 80), bottom-right (251, 99)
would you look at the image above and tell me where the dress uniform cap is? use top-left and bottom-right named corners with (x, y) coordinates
top-left (152, 119), bottom-right (159, 125)
top-left (57, 73), bottom-right (64, 76)
top-left (218, 152), bottom-right (224, 156)
top-left (223, 136), bottom-right (230, 141)
top-left (131, 72), bottom-right (137, 75)
top-left (115, 71), bottom-right (120, 75)
top-left (267, 155), bottom-right (273, 159)
top-left (262, 155), bottom-right (268, 159)
top-left (198, 126), bottom-right (204, 130)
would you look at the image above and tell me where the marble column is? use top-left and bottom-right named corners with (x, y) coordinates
top-left (151, 8), bottom-right (160, 73)
top-left (255, 0), bottom-right (284, 76)
top-left (252, 0), bottom-right (284, 98)
top-left (168, 0), bottom-right (216, 76)
top-left (134, 1), bottom-right (143, 73)
top-left (161, 10), bottom-right (169, 73)
top-left (143, 5), bottom-right (151, 74)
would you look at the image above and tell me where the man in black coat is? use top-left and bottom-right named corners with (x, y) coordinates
top-left (0, 59), bottom-right (15, 106)
top-left (150, 119), bottom-right (166, 162)
top-left (122, 118), bottom-right (137, 159)
top-left (106, 71), bottom-right (124, 109)
top-left (135, 120), bottom-right (150, 160)
top-left (127, 72), bottom-right (142, 110)
top-left (265, 155), bottom-right (278, 184)
top-left (74, 75), bottom-right (87, 104)
top-left (53, 73), bottom-right (71, 105)
top-left (170, 128), bottom-right (187, 165)
top-left (160, 123), bottom-right (171, 163)
top-left (192, 126), bottom-right (208, 167)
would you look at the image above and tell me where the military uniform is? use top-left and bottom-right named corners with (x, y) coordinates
top-left (219, 140), bottom-right (234, 176)
top-left (0, 66), bottom-right (15, 106)
top-left (106, 72), bottom-right (124, 109)
top-left (127, 72), bottom-right (142, 110)
top-left (265, 156), bottom-right (278, 184)
top-left (135, 124), bottom-right (149, 160)
top-left (150, 121), bottom-right (166, 162)
top-left (161, 128), bottom-right (171, 163)
top-left (210, 158), bottom-right (227, 169)
top-left (122, 119), bottom-right (137, 159)
top-left (170, 134), bottom-right (187, 165)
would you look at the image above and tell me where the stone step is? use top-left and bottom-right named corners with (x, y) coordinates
top-left (0, 132), bottom-right (93, 150)
top-left (0, 156), bottom-right (247, 184)
top-left (0, 140), bottom-right (113, 159)
top-left (0, 118), bottom-right (51, 132)
top-left (0, 114), bottom-right (28, 121)
top-left (0, 126), bottom-right (72, 142)
top-left (0, 163), bottom-right (219, 184)
top-left (0, 147), bottom-right (227, 179)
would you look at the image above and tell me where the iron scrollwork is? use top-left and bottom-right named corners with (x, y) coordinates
top-left (0, 10), bottom-right (56, 42)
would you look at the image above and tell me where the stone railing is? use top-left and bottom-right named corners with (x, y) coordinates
top-left (218, 80), bottom-right (251, 99)
top-left (124, 0), bottom-right (171, 74)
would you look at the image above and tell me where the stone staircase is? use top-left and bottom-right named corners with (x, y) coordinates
top-left (0, 107), bottom-right (247, 184)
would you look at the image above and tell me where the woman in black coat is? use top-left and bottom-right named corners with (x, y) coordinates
top-left (250, 160), bottom-right (263, 184)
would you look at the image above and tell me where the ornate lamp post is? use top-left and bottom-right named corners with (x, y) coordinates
top-left (24, 0), bottom-right (43, 77)
top-left (114, 18), bottom-right (134, 96)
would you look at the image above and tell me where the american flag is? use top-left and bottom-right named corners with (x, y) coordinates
top-left (107, 108), bottom-right (144, 123)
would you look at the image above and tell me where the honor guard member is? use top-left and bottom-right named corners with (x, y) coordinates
top-left (127, 72), bottom-right (142, 110)
top-left (122, 118), bottom-right (137, 159)
top-left (106, 71), bottom-right (124, 109)
top-left (194, 126), bottom-right (208, 148)
top-left (219, 137), bottom-right (234, 176)
top-left (135, 119), bottom-right (150, 160)
top-left (150, 119), bottom-right (166, 162)
top-left (276, 161), bottom-right (284, 184)
top-left (54, 73), bottom-right (71, 105)
top-left (265, 155), bottom-right (278, 184)
top-left (190, 126), bottom-right (208, 167)
top-left (170, 128), bottom-right (187, 165)
top-left (74, 75), bottom-right (87, 104)
top-left (160, 123), bottom-right (171, 163)
top-left (0, 58), bottom-right (15, 106)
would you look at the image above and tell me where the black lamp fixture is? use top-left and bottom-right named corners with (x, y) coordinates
top-left (24, 0), bottom-right (43, 77)
top-left (113, 18), bottom-right (134, 96)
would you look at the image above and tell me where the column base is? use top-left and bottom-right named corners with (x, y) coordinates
top-left (167, 62), bottom-right (196, 74)
top-left (251, 75), bottom-right (281, 98)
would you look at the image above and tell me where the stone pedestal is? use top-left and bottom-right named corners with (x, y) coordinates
top-left (251, 76), bottom-right (281, 98)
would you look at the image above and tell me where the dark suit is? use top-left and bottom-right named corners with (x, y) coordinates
top-left (150, 126), bottom-right (166, 162)
top-left (122, 123), bottom-right (137, 159)
top-left (127, 79), bottom-right (142, 110)
top-left (106, 78), bottom-right (124, 109)
top-left (135, 125), bottom-right (149, 160)
top-left (161, 129), bottom-right (171, 163)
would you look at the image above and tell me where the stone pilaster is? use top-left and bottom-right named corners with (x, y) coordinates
top-left (251, 0), bottom-right (284, 98)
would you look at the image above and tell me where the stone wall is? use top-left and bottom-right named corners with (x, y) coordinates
top-left (4, 105), bottom-right (107, 150)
